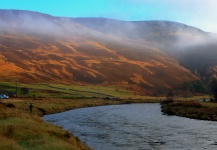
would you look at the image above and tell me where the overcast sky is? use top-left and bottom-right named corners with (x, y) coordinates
top-left (1, 0), bottom-right (217, 32)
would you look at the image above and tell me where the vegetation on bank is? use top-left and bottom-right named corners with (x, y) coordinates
top-left (0, 80), bottom-right (215, 149)
top-left (0, 99), bottom-right (92, 150)
top-left (161, 100), bottom-right (217, 121)
top-left (0, 81), bottom-right (164, 150)
top-left (161, 78), bottom-right (217, 121)
top-left (1, 95), bottom-right (209, 150)
top-left (0, 82), bottom-right (151, 99)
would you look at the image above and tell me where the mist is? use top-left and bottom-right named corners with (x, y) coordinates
top-left (1, 9), bottom-right (216, 79)
top-left (1, 9), bottom-right (214, 52)
top-left (0, 10), bottom-right (90, 39)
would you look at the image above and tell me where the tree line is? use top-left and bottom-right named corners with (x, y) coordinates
top-left (181, 78), bottom-right (217, 100)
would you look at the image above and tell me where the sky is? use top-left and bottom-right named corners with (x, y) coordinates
top-left (1, 0), bottom-right (217, 32)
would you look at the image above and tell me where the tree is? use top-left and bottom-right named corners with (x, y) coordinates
top-left (193, 80), bottom-right (205, 93)
top-left (209, 78), bottom-right (217, 101)
top-left (182, 80), bottom-right (206, 93)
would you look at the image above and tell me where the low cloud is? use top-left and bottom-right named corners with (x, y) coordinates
top-left (122, 0), bottom-right (217, 32)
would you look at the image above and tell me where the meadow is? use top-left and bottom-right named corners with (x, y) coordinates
top-left (0, 82), bottom-right (151, 99)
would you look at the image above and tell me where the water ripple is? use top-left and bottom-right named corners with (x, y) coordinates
top-left (43, 104), bottom-right (217, 150)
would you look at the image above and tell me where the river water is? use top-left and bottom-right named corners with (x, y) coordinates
top-left (43, 103), bottom-right (217, 150)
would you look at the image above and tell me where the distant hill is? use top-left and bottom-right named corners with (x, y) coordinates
top-left (73, 18), bottom-right (204, 43)
top-left (0, 10), bottom-right (200, 91)
top-left (74, 18), bottom-right (217, 79)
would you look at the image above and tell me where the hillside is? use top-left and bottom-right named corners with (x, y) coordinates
top-left (0, 10), bottom-right (199, 90)
top-left (74, 18), bottom-right (217, 79)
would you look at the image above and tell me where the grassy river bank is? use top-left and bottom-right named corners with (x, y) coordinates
top-left (161, 99), bottom-right (217, 121)
top-left (0, 83), bottom-right (211, 149)
top-left (0, 82), bottom-right (165, 149)
top-left (0, 97), bottom-right (161, 150)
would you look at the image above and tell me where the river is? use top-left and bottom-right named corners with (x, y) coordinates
top-left (43, 103), bottom-right (217, 150)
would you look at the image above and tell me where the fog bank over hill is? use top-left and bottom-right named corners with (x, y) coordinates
top-left (1, 10), bottom-right (216, 91)
top-left (74, 17), bottom-right (217, 78)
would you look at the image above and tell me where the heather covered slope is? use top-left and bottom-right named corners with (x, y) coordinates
top-left (74, 18), bottom-right (217, 78)
top-left (0, 10), bottom-right (198, 89)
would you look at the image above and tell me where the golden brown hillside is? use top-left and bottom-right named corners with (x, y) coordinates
top-left (0, 10), bottom-right (198, 90)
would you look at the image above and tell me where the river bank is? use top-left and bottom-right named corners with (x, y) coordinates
top-left (0, 97), bottom-right (160, 150)
top-left (0, 96), bottom-right (209, 149)
top-left (161, 100), bottom-right (217, 121)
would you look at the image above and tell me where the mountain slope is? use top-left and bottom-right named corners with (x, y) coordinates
top-left (74, 18), bottom-right (217, 79)
top-left (0, 10), bottom-right (198, 90)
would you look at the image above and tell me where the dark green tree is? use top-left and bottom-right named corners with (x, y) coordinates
top-left (192, 80), bottom-right (205, 93)
top-left (209, 78), bottom-right (217, 101)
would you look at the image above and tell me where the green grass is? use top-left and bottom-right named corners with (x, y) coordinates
top-left (174, 95), bottom-right (211, 101)
top-left (0, 101), bottom-right (91, 150)
top-left (0, 96), bottom-right (161, 150)
top-left (201, 102), bottom-right (217, 108)
top-left (0, 117), bottom-right (88, 150)
top-left (0, 82), bottom-right (140, 99)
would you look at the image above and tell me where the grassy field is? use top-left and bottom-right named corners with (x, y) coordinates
top-left (0, 82), bottom-right (148, 99)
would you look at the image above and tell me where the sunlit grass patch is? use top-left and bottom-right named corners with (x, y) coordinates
top-left (174, 95), bottom-right (210, 101)
top-left (201, 102), bottom-right (217, 108)
top-left (0, 82), bottom-right (142, 99)
top-left (0, 117), bottom-right (89, 150)
top-left (0, 136), bottom-right (22, 150)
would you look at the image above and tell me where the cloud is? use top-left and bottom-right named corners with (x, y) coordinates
top-left (172, 0), bottom-right (217, 32)
top-left (122, 0), bottom-right (217, 32)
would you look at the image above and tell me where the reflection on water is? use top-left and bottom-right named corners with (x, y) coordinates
top-left (43, 104), bottom-right (217, 150)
